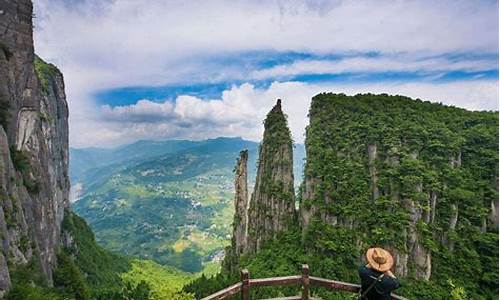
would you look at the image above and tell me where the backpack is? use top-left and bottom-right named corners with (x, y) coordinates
top-left (359, 273), bottom-right (385, 300)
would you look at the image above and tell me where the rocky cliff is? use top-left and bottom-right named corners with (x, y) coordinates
top-left (224, 150), bottom-right (249, 272)
top-left (246, 99), bottom-right (296, 254)
top-left (300, 93), bottom-right (498, 280)
top-left (232, 150), bottom-right (249, 256)
top-left (0, 0), bottom-right (69, 295)
top-left (190, 94), bottom-right (498, 299)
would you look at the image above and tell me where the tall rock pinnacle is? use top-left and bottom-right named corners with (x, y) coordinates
top-left (224, 150), bottom-right (249, 272)
top-left (246, 99), bottom-right (296, 254)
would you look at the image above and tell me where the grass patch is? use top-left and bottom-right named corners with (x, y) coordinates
top-left (34, 55), bottom-right (58, 92)
top-left (120, 259), bottom-right (195, 300)
top-left (173, 239), bottom-right (191, 253)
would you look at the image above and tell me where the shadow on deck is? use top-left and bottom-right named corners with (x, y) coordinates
top-left (200, 265), bottom-right (408, 300)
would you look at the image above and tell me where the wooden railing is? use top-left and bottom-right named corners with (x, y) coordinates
top-left (200, 265), bottom-right (408, 300)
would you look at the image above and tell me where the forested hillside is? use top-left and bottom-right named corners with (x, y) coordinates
top-left (186, 94), bottom-right (498, 300)
top-left (8, 209), bottom-right (196, 299)
top-left (59, 211), bottom-right (195, 300)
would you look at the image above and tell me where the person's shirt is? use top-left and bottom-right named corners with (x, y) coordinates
top-left (358, 265), bottom-right (400, 300)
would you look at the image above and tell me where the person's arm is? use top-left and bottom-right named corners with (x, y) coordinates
top-left (385, 270), bottom-right (396, 278)
top-left (384, 270), bottom-right (400, 289)
top-left (392, 278), bottom-right (401, 289)
top-left (358, 265), bottom-right (369, 283)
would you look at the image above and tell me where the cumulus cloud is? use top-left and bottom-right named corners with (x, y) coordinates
top-left (70, 80), bottom-right (498, 148)
top-left (101, 100), bottom-right (175, 123)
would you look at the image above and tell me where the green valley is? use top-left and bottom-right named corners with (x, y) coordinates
top-left (70, 137), bottom-right (305, 273)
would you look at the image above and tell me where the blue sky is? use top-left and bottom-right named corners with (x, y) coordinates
top-left (33, 0), bottom-right (499, 147)
top-left (94, 50), bottom-right (498, 105)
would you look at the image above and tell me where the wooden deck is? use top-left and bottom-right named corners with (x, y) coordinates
top-left (200, 265), bottom-right (409, 300)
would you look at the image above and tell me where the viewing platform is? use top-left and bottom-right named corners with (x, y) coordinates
top-left (201, 265), bottom-right (408, 300)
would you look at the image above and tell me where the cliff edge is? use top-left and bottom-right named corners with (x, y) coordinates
top-left (0, 0), bottom-right (69, 294)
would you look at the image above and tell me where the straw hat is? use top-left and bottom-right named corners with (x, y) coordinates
top-left (366, 247), bottom-right (394, 272)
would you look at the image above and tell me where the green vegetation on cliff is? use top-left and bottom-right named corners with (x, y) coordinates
top-left (302, 93), bottom-right (498, 299)
top-left (6, 211), bottom-right (133, 300)
top-left (34, 55), bottom-right (59, 92)
top-left (187, 94), bottom-right (498, 300)
top-left (245, 99), bottom-right (296, 256)
top-left (258, 99), bottom-right (295, 205)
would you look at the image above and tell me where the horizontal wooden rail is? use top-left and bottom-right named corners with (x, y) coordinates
top-left (310, 277), bottom-right (407, 300)
top-left (256, 297), bottom-right (303, 300)
top-left (250, 275), bottom-right (301, 287)
top-left (257, 297), bottom-right (321, 300)
top-left (200, 282), bottom-right (242, 300)
top-left (200, 265), bottom-right (409, 300)
top-left (309, 276), bottom-right (359, 293)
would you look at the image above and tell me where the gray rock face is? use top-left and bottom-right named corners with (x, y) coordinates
top-left (298, 95), bottom-right (440, 281)
top-left (489, 165), bottom-right (499, 230)
top-left (367, 144), bottom-right (379, 200)
top-left (301, 145), bottom-right (434, 280)
top-left (0, 0), bottom-right (70, 293)
top-left (246, 100), bottom-right (296, 254)
top-left (232, 150), bottom-right (249, 256)
top-left (489, 199), bottom-right (498, 230)
top-left (224, 150), bottom-right (249, 272)
top-left (299, 176), bottom-right (318, 237)
top-left (402, 178), bottom-right (431, 279)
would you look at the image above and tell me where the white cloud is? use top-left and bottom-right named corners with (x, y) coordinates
top-left (31, 0), bottom-right (499, 147)
top-left (250, 55), bottom-right (497, 79)
top-left (33, 0), bottom-right (498, 90)
top-left (70, 80), bottom-right (499, 148)
top-left (34, 0), bottom-right (498, 88)
top-left (102, 99), bottom-right (175, 123)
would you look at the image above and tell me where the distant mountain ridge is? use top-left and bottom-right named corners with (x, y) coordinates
top-left (71, 137), bottom-right (305, 195)
top-left (70, 138), bottom-right (240, 182)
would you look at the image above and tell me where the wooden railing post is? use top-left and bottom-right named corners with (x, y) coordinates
top-left (241, 269), bottom-right (250, 300)
top-left (301, 264), bottom-right (309, 300)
